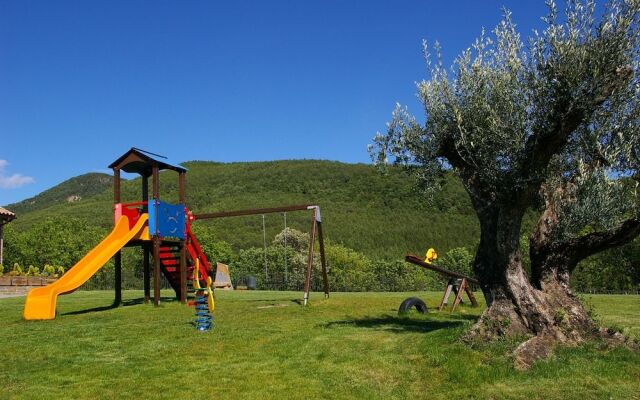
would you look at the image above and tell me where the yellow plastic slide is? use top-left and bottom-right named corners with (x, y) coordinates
top-left (23, 214), bottom-right (148, 320)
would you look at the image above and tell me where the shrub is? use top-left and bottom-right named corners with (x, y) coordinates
top-left (55, 266), bottom-right (66, 277)
top-left (9, 263), bottom-right (23, 276)
top-left (42, 264), bottom-right (56, 277)
top-left (26, 265), bottom-right (40, 276)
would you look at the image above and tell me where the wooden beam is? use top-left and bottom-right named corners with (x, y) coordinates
top-left (195, 204), bottom-right (316, 220)
top-left (405, 254), bottom-right (479, 284)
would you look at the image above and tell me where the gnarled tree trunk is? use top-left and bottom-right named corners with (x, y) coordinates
top-left (525, 193), bottom-right (640, 368)
top-left (462, 202), bottom-right (598, 369)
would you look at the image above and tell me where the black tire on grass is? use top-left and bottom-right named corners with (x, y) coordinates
top-left (398, 297), bottom-right (428, 315)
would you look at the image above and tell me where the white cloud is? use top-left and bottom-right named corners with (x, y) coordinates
top-left (0, 159), bottom-right (35, 189)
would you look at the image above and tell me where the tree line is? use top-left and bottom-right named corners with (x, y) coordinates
top-left (3, 215), bottom-right (637, 293)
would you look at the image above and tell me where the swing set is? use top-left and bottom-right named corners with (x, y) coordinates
top-left (194, 204), bottom-right (329, 305)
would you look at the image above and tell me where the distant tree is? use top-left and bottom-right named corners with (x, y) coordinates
top-left (5, 216), bottom-right (105, 268)
top-left (371, 0), bottom-right (640, 367)
top-left (325, 244), bottom-right (374, 291)
top-left (438, 247), bottom-right (474, 279)
top-left (272, 228), bottom-right (310, 253)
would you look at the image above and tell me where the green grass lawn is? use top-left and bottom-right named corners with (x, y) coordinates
top-left (1, 291), bottom-right (639, 400)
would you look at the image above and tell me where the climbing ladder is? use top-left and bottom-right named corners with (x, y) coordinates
top-left (157, 228), bottom-right (213, 300)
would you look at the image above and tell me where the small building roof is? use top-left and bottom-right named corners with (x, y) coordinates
top-left (108, 147), bottom-right (187, 176)
top-left (0, 207), bottom-right (16, 223)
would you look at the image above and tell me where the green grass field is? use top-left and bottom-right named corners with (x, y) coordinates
top-left (1, 291), bottom-right (639, 400)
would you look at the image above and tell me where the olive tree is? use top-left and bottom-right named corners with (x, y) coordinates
top-left (371, 0), bottom-right (640, 367)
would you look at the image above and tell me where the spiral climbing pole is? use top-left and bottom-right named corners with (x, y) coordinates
top-left (190, 259), bottom-right (215, 332)
top-left (194, 287), bottom-right (213, 331)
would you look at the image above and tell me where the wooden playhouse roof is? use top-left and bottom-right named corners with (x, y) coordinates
top-left (108, 148), bottom-right (187, 176)
top-left (0, 207), bottom-right (16, 222)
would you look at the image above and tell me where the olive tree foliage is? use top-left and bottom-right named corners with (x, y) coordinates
top-left (372, 1), bottom-right (639, 206)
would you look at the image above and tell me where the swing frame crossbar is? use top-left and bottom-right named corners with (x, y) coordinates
top-left (194, 204), bottom-right (329, 305)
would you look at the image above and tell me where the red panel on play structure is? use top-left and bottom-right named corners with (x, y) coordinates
top-left (114, 202), bottom-right (147, 229)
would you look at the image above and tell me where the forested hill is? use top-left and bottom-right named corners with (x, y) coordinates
top-left (6, 160), bottom-right (479, 259)
top-left (7, 173), bottom-right (113, 215)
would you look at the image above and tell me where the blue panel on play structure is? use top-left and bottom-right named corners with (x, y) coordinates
top-left (149, 200), bottom-right (186, 239)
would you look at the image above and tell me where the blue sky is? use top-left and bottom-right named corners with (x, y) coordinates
top-left (0, 0), bottom-right (551, 205)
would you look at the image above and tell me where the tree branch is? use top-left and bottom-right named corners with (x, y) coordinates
top-left (436, 134), bottom-right (471, 171)
top-left (565, 217), bottom-right (640, 270)
top-left (519, 65), bottom-right (634, 203)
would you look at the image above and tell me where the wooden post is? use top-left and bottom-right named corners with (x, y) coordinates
top-left (152, 166), bottom-right (161, 306)
top-left (114, 251), bottom-right (122, 306)
top-left (178, 172), bottom-right (186, 205)
top-left (113, 167), bottom-right (122, 305)
top-left (142, 175), bottom-right (149, 211)
top-left (180, 243), bottom-right (187, 303)
top-left (142, 174), bottom-right (150, 303)
top-left (451, 278), bottom-right (467, 312)
top-left (143, 244), bottom-right (150, 303)
top-left (0, 223), bottom-right (4, 267)
top-left (114, 168), bottom-right (121, 204)
top-left (153, 239), bottom-right (161, 306)
top-left (178, 171), bottom-right (187, 303)
top-left (439, 282), bottom-right (453, 311)
top-left (303, 207), bottom-right (318, 306)
top-left (316, 219), bottom-right (329, 298)
top-left (464, 283), bottom-right (478, 307)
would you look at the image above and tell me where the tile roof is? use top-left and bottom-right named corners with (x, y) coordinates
top-left (0, 207), bottom-right (16, 221)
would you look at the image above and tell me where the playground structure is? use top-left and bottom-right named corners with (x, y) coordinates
top-left (400, 250), bottom-right (478, 314)
top-left (22, 148), bottom-right (330, 320)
